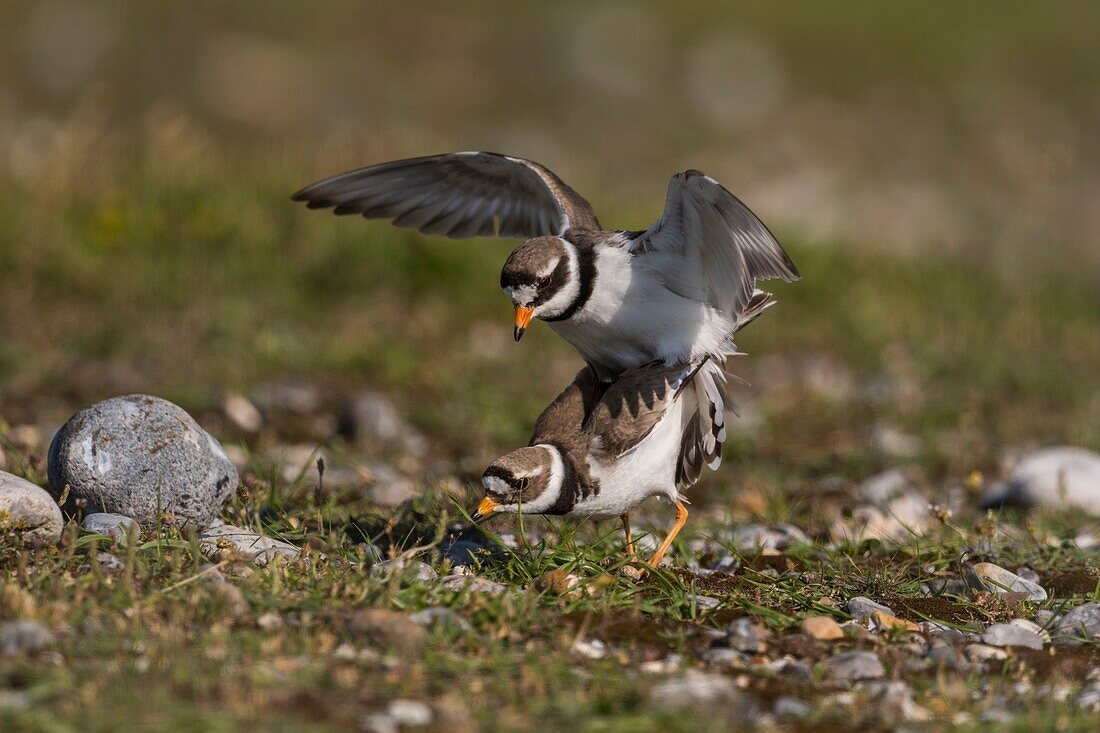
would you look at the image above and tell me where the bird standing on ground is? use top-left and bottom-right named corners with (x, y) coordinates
top-left (474, 293), bottom-right (777, 566)
top-left (293, 152), bottom-right (800, 476)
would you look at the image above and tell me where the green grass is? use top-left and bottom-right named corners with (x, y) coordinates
top-left (5, 477), bottom-right (1100, 732)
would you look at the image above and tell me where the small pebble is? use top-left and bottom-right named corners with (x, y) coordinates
top-left (926, 644), bottom-right (964, 670)
top-left (200, 524), bottom-right (301, 566)
top-left (572, 639), bottom-right (607, 660)
top-left (701, 647), bottom-right (750, 666)
top-left (847, 597), bottom-right (893, 620)
top-left (769, 657), bottom-right (812, 682)
top-left (824, 651), bottom-right (885, 683)
top-left (980, 707), bottom-right (1013, 723)
top-left (361, 713), bottom-right (398, 733)
top-left (871, 610), bottom-right (919, 632)
top-left (82, 513), bottom-right (140, 543)
top-left (95, 552), bottom-right (125, 571)
top-left (256, 612), bottom-right (284, 631)
top-left (982, 446), bottom-right (1100, 515)
top-left (639, 654), bottom-right (683, 674)
top-left (371, 559), bottom-right (437, 582)
top-left (862, 680), bottom-right (931, 723)
top-left (1054, 602), bottom-right (1100, 643)
top-left (0, 620), bottom-right (51, 655)
top-left (711, 555), bottom-right (741, 574)
top-left (1077, 684), bottom-right (1100, 712)
top-left (731, 523), bottom-right (810, 551)
top-left (726, 617), bottom-right (763, 653)
top-left (773, 696), bottom-right (812, 719)
top-left (982, 623), bottom-right (1044, 650)
top-left (408, 607), bottom-right (472, 633)
top-left (694, 595), bottom-right (721, 610)
top-left (346, 609), bottom-right (426, 656)
top-left (439, 575), bottom-right (505, 594)
top-left (964, 644), bottom-right (1008, 663)
top-left (387, 699), bottom-right (433, 727)
top-left (801, 616), bottom-right (844, 641)
top-left (650, 670), bottom-right (756, 714)
top-left (966, 562), bottom-right (1048, 601)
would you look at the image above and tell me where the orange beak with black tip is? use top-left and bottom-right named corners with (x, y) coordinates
top-left (513, 306), bottom-right (534, 341)
top-left (473, 496), bottom-right (500, 521)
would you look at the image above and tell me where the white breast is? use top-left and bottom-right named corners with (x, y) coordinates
top-left (549, 245), bottom-right (734, 379)
top-left (570, 402), bottom-right (686, 519)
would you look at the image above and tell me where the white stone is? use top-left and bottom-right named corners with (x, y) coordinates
top-left (984, 447), bottom-right (1100, 514)
top-left (82, 512), bottom-right (139, 542)
top-left (370, 559), bottom-right (437, 582)
top-left (386, 699), bottom-right (432, 727)
top-left (966, 563), bottom-right (1047, 601)
top-left (982, 623), bottom-right (1044, 650)
top-left (0, 472), bottom-right (63, 544)
top-left (439, 575), bottom-right (505, 594)
top-left (199, 523), bottom-right (300, 566)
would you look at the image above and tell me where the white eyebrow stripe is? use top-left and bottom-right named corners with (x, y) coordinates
top-left (535, 257), bottom-right (560, 278)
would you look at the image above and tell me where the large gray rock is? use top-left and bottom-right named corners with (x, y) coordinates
top-left (48, 395), bottom-right (238, 527)
top-left (0, 471), bottom-right (64, 544)
top-left (983, 447), bottom-right (1100, 514)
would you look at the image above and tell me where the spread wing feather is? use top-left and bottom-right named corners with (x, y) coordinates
top-left (633, 170), bottom-right (799, 320)
top-left (292, 152), bottom-right (599, 238)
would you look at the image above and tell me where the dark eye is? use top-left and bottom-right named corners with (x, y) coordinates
top-left (517, 477), bottom-right (530, 491)
top-left (536, 276), bottom-right (551, 289)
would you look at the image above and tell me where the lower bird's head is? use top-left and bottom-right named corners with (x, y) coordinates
top-left (475, 445), bottom-right (564, 519)
top-left (500, 237), bottom-right (579, 340)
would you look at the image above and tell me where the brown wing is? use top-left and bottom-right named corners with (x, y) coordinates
top-left (586, 361), bottom-right (700, 458)
top-left (292, 152), bottom-right (600, 238)
top-left (530, 366), bottom-right (604, 448)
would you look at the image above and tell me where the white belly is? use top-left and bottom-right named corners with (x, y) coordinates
top-left (547, 246), bottom-right (733, 379)
top-left (571, 405), bottom-right (685, 519)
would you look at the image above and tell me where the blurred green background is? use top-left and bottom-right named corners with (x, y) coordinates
top-left (0, 1), bottom-right (1098, 492)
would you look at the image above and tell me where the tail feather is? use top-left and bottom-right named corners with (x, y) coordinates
top-left (675, 289), bottom-right (778, 489)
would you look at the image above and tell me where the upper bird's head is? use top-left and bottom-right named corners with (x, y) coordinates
top-left (500, 236), bottom-right (580, 340)
top-left (475, 445), bottom-right (564, 519)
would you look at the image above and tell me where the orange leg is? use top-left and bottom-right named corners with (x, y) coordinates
top-left (646, 500), bottom-right (689, 567)
top-left (620, 514), bottom-right (636, 559)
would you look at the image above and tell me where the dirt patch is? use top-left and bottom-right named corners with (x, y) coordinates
top-left (742, 554), bottom-right (806, 573)
top-left (667, 569), bottom-right (747, 597)
top-left (888, 596), bottom-right (987, 626)
top-left (560, 610), bottom-right (712, 657)
top-left (1043, 570), bottom-right (1100, 598)
top-left (1009, 644), bottom-right (1100, 681)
